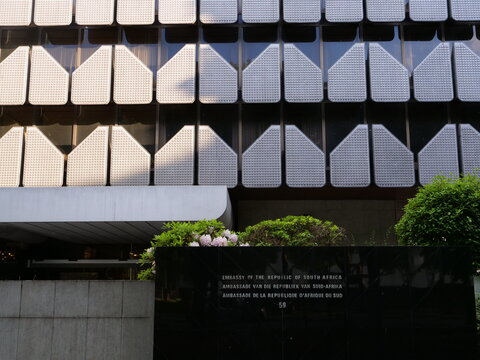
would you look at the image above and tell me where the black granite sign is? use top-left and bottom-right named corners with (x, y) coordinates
top-left (154, 247), bottom-right (478, 360)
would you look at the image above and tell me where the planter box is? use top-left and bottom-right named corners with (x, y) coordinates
top-left (155, 247), bottom-right (477, 360)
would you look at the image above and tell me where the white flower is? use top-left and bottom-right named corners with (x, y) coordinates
top-left (219, 237), bottom-right (229, 247)
top-left (199, 234), bottom-right (212, 246)
top-left (152, 270), bottom-right (156, 274)
top-left (189, 241), bottom-right (200, 247)
top-left (240, 243), bottom-right (250, 247)
top-left (222, 230), bottom-right (231, 237)
top-left (211, 237), bottom-right (223, 247)
top-left (146, 247), bottom-right (154, 254)
top-left (229, 234), bottom-right (238, 243)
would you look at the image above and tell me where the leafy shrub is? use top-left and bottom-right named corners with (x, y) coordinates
top-left (138, 220), bottom-right (244, 280)
top-left (239, 216), bottom-right (347, 246)
top-left (395, 175), bottom-right (480, 270)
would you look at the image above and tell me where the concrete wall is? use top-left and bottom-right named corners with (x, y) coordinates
top-left (0, 281), bottom-right (155, 360)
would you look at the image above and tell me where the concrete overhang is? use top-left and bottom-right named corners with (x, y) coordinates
top-left (0, 186), bottom-right (232, 244)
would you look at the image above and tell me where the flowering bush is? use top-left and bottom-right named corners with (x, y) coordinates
top-left (138, 220), bottom-right (248, 280)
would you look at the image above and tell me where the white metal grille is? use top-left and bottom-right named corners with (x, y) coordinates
top-left (34, 0), bottom-right (72, 26)
top-left (154, 126), bottom-right (195, 186)
top-left (199, 44), bottom-right (238, 104)
top-left (409, 0), bottom-right (448, 22)
top-left (369, 43), bottom-right (410, 103)
top-left (0, 0), bottom-right (32, 26)
top-left (366, 0), bottom-right (405, 22)
top-left (450, 0), bottom-right (480, 21)
top-left (66, 127), bottom-right (109, 186)
top-left (283, 0), bottom-right (321, 23)
top-left (117, 0), bottom-right (155, 25)
top-left (330, 125), bottom-right (370, 188)
top-left (198, 126), bottom-right (238, 188)
top-left (453, 43), bottom-right (480, 102)
top-left (285, 125), bottom-right (325, 188)
top-left (372, 125), bottom-right (415, 188)
top-left (284, 44), bottom-right (323, 103)
top-left (114, 46), bottom-right (153, 105)
top-left (413, 43), bottom-right (453, 102)
top-left (242, 0), bottom-right (279, 23)
top-left (418, 124), bottom-right (459, 185)
top-left (75, 0), bottom-right (114, 25)
top-left (200, 0), bottom-right (237, 24)
top-left (242, 44), bottom-right (281, 103)
top-left (71, 46), bottom-right (112, 105)
top-left (325, 0), bottom-right (363, 22)
top-left (0, 46), bottom-right (29, 106)
top-left (328, 43), bottom-right (366, 102)
top-left (157, 45), bottom-right (196, 104)
top-left (242, 125), bottom-right (281, 188)
top-left (110, 127), bottom-right (151, 186)
top-left (0, 127), bottom-right (24, 188)
top-left (158, 0), bottom-right (196, 24)
top-left (23, 127), bottom-right (65, 187)
top-left (29, 46), bottom-right (69, 106)
top-left (460, 124), bottom-right (480, 176)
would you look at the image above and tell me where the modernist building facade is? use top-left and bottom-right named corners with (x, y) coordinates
top-left (0, 0), bottom-right (480, 277)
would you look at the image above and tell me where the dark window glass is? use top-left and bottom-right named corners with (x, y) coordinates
top-left (37, 106), bottom-right (75, 153)
top-left (122, 28), bottom-right (159, 72)
top-left (200, 104), bottom-right (239, 149)
top-left (324, 103), bottom-right (364, 154)
top-left (76, 105), bottom-right (115, 144)
top-left (119, 105), bottom-right (157, 154)
top-left (0, 29), bottom-right (39, 60)
top-left (159, 104), bottom-right (196, 147)
top-left (242, 104), bottom-right (280, 151)
top-left (0, 106), bottom-right (36, 138)
top-left (444, 23), bottom-right (474, 41)
top-left (80, 28), bottom-right (119, 62)
top-left (408, 103), bottom-right (448, 154)
top-left (203, 27), bottom-right (238, 43)
top-left (366, 102), bottom-right (407, 144)
top-left (42, 29), bottom-right (79, 73)
top-left (363, 25), bottom-right (395, 42)
top-left (164, 27), bottom-right (198, 43)
top-left (450, 101), bottom-right (480, 132)
top-left (284, 103), bottom-right (323, 148)
top-left (282, 26), bottom-right (317, 43)
top-left (243, 26), bottom-right (277, 43)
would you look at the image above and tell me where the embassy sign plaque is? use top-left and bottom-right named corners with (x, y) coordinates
top-left (154, 247), bottom-right (478, 360)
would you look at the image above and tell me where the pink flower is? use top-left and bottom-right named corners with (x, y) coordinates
top-left (222, 230), bottom-right (231, 237)
top-left (189, 241), bottom-right (200, 247)
top-left (229, 234), bottom-right (238, 243)
top-left (199, 235), bottom-right (212, 246)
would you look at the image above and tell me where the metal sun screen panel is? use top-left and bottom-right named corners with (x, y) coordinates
top-left (242, 0), bottom-right (280, 23)
top-left (158, 0), bottom-right (197, 24)
top-left (453, 43), bottom-right (480, 102)
top-left (0, 0), bottom-right (32, 26)
top-left (460, 124), bottom-right (480, 176)
top-left (0, 127), bottom-right (24, 188)
top-left (0, 46), bottom-right (29, 106)
top-left (325, 0), bottom-right (363, 22)
top-left (75, 0), bottom-right (114, 25)
top-left (117, 0), bottom-right (155, 25)
top-left (200, 0), bottom-right (238, 24)
top-left (34, 0), bottom-right (73, 26)
top-left (283, 0), bottom-right (322, 23)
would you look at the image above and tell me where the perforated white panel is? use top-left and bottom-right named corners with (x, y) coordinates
top-left (372, 125), bottom-right (415, 188)
top-left (325, 0), bottom-right (363, 22)
top-left (0, 127), bottom-right (23, 188)
top-left (72, 46), bottom-right (112, 105)
top-left (75, 0), bottom-right (114, 25)
top-left (242, 0), bottom-right (279, 23)
top-left (285, 125), bottom-right (325, 188)
top-left (328, 43), bottom-right (366, 102)
top-left (0, 46), bottom-right (29, 106)
top-left (450, 0), bottom-right (480, 21)
top-left (366, 0), bottom-right (405, 22)
top-left (330, 125), bottom-right (370, 188)
top-left (29, 46), bottom-right (69, 106)
top-left (159, 0), bottom-right (196, 24)
top-left (409, 0), bottom-right (448, 22)
top-left (0, 0), bottom-right (32, 26)
top-left (23, 127), bottom-right (65, 188)
top-left (199, 44), bottom-right (238, 104)
top-left (369, 43), bottom-right (410, 103)
top-left (242, 44), bottom-right (281, 103)
top-left (242, 126), bottom-right (281, 188)
top-left (200, 0), bottom-right (238, 24)
top-left (453, 43), bottom-right (480, 102)
top-left (413, 43), bottom-right (453, 102)
top-left (110, 127), bottom-right (151, 186)
top-left (66, 127), bottom-right (109, 186)
top-left (34, 0), bottom-right (72, 26)
top-left (283, 0), bottom-right (321, 23)
top-left (284, 44), bottom-right (323, 103)
top-left (114, 45), bottom-right (153, 105)
top-left (155, 126), bottom-right (195, 186)
top-left (198, 126), bottom-right (238, 188)
top-left (418, 125), bottom-right (459, 185)
top-left (460, 124), bottom-right (480, 176)
top-left (117, 0), bottom-right (155, 25)
top-left (157, 45), bottom-right (196, 104)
